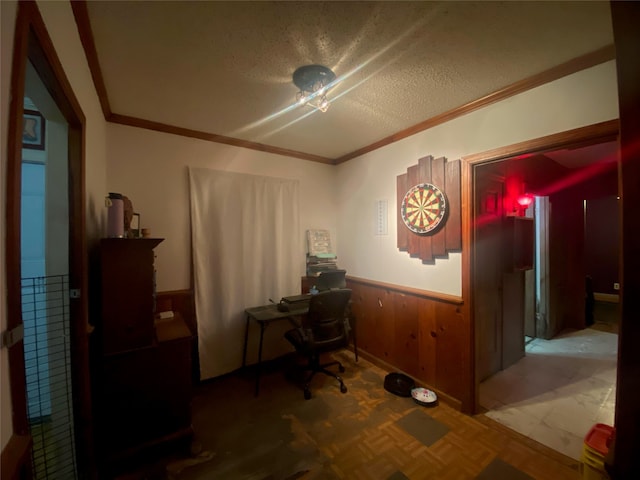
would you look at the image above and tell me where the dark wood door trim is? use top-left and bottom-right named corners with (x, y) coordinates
top-left (610, 2), bottom-right (640, 478)
top-left (0, 434), bottom-right (32, 480)
top-left (5, 1), bottom-right (93, 476)
top-left (5, 0), bottom-right (31, 439)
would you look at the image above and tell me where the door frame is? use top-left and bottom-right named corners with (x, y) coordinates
top-left (463, 119), bottom-right (620, 413)
top-left (5, 1), bottom-right (93, 476)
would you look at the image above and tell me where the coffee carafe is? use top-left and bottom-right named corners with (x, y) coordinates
top-left (106, 192), bottom-right (124, 238)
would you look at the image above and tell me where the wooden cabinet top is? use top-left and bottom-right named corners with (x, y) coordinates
top-left (100, 238), bottom-right (164, 250)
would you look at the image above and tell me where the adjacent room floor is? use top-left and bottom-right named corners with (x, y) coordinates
top-left (114, 350), bottom-right (581, 480)
top-left (479, 302), bottom-right (618, 461)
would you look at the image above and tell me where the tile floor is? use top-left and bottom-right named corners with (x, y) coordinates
top-left (479, 327), bottom-right (617, 460)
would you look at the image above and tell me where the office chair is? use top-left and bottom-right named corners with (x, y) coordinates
top-left (284, 288), bottom-right (352, 399)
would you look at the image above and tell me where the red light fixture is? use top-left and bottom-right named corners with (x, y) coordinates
top-left (517, 194), bottom-right (534, 208)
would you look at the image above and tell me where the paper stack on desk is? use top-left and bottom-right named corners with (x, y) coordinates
top-left (306, 229), bottom-right (340, 276)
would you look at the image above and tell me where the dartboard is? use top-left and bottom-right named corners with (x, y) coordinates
top-left (401, 183), bottom-right (447, 234)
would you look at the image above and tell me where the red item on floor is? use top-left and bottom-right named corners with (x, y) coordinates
top-left (584, 423), bottom-right (615, 456)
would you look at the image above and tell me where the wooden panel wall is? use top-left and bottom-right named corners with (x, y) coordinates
top-left (346, 277), bottom-right (469, 410)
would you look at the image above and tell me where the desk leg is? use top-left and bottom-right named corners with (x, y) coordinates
top-left (351, 314), bottom-right (358, 362)
top-left (255, 321), bottom-right (266, 397)
top-left (242, 314), bottom-right (250, 369)
top-left (353, 332), bottom-right (358, 363)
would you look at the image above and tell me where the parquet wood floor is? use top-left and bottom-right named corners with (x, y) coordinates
top-left (115, 350), bottom-right (582, 480)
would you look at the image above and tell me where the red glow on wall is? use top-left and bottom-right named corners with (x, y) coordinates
top-left (504, 175), bottom-right (529, 216)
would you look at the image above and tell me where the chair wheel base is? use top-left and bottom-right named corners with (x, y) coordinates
top-left (338, 365), bottom-right (345, 373)
top-left (340, 384), bottom-right (347, 394)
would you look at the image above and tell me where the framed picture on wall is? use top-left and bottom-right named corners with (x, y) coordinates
top-left (23, 110), bottom-right (45, 150)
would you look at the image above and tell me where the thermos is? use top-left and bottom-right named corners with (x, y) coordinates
top-left (106, 192), bottom-right (124, 238)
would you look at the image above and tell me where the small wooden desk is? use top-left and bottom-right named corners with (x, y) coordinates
top-left (243, 303), bottom-right (309, 396)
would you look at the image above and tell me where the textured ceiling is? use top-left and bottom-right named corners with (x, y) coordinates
top-left (84, 1), bottom-right (614, 161)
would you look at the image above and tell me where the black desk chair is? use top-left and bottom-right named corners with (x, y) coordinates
top-left (284, 288), bottom-right (352, 400)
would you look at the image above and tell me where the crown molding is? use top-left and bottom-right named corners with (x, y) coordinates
top-left (334, 45), bottom-right (616, 164)
top-left (109, 114), bottom-right (335, 164)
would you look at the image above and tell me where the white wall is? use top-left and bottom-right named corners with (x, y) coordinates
top-left (336, 61), bottom-right (619, 297)
top-left (1, 0), bottom-right (108, 450)
top-left (107, 124), bottom-right (338, 292)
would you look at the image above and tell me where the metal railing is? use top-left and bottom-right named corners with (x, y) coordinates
top-left (22, 275), bottom-right (77, 479)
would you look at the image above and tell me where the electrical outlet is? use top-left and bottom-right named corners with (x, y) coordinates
top-left (614, 283), bottom-right (620, 291)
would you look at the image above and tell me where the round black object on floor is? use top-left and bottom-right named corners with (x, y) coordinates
top-left (383, 372), bottom-right (415, 397)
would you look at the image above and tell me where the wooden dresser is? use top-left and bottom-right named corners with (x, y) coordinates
top-left (92, 239), bottom-right (193, 472)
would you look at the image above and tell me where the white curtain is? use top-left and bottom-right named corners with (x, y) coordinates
top-left (188, 167), bottom-right (302, 380)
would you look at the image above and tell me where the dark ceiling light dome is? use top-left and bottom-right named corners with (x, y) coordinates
top-left (292, 64), bottom-right (336, 113)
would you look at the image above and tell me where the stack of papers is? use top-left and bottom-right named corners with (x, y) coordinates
top-left (306, 230), bottom-right (340, 276)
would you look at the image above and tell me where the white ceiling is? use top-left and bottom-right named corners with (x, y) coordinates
top-left (84, 1), bottom-right (614, 161)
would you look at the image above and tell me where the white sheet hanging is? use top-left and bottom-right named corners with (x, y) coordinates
top-left (188, 167), bottom-right (301, 380)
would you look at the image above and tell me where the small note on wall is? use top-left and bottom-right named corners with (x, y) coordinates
top-left (375, 199), bottom-right (388, 236)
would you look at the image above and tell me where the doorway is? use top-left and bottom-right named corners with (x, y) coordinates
top-left (21, 71), bottom-right (76, 477)
top-left (5, 3), bottom-right (92, 478)
top-left (473, 135), bottom-right (620, 460)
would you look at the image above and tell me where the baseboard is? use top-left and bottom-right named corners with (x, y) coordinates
top-left (1, 433), bottom-right (32, 480)
top-left (594, 293), bottom-right (619, 303)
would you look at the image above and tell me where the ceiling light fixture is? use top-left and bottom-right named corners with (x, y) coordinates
top-left (292, 64), bottom-right (336, 113)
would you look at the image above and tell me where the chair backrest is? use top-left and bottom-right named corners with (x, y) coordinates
top-left (304, 289), bottom-right (352, 348)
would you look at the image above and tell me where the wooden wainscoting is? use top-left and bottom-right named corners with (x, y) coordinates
top-left (346, 276), bottom-right (470, 411)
